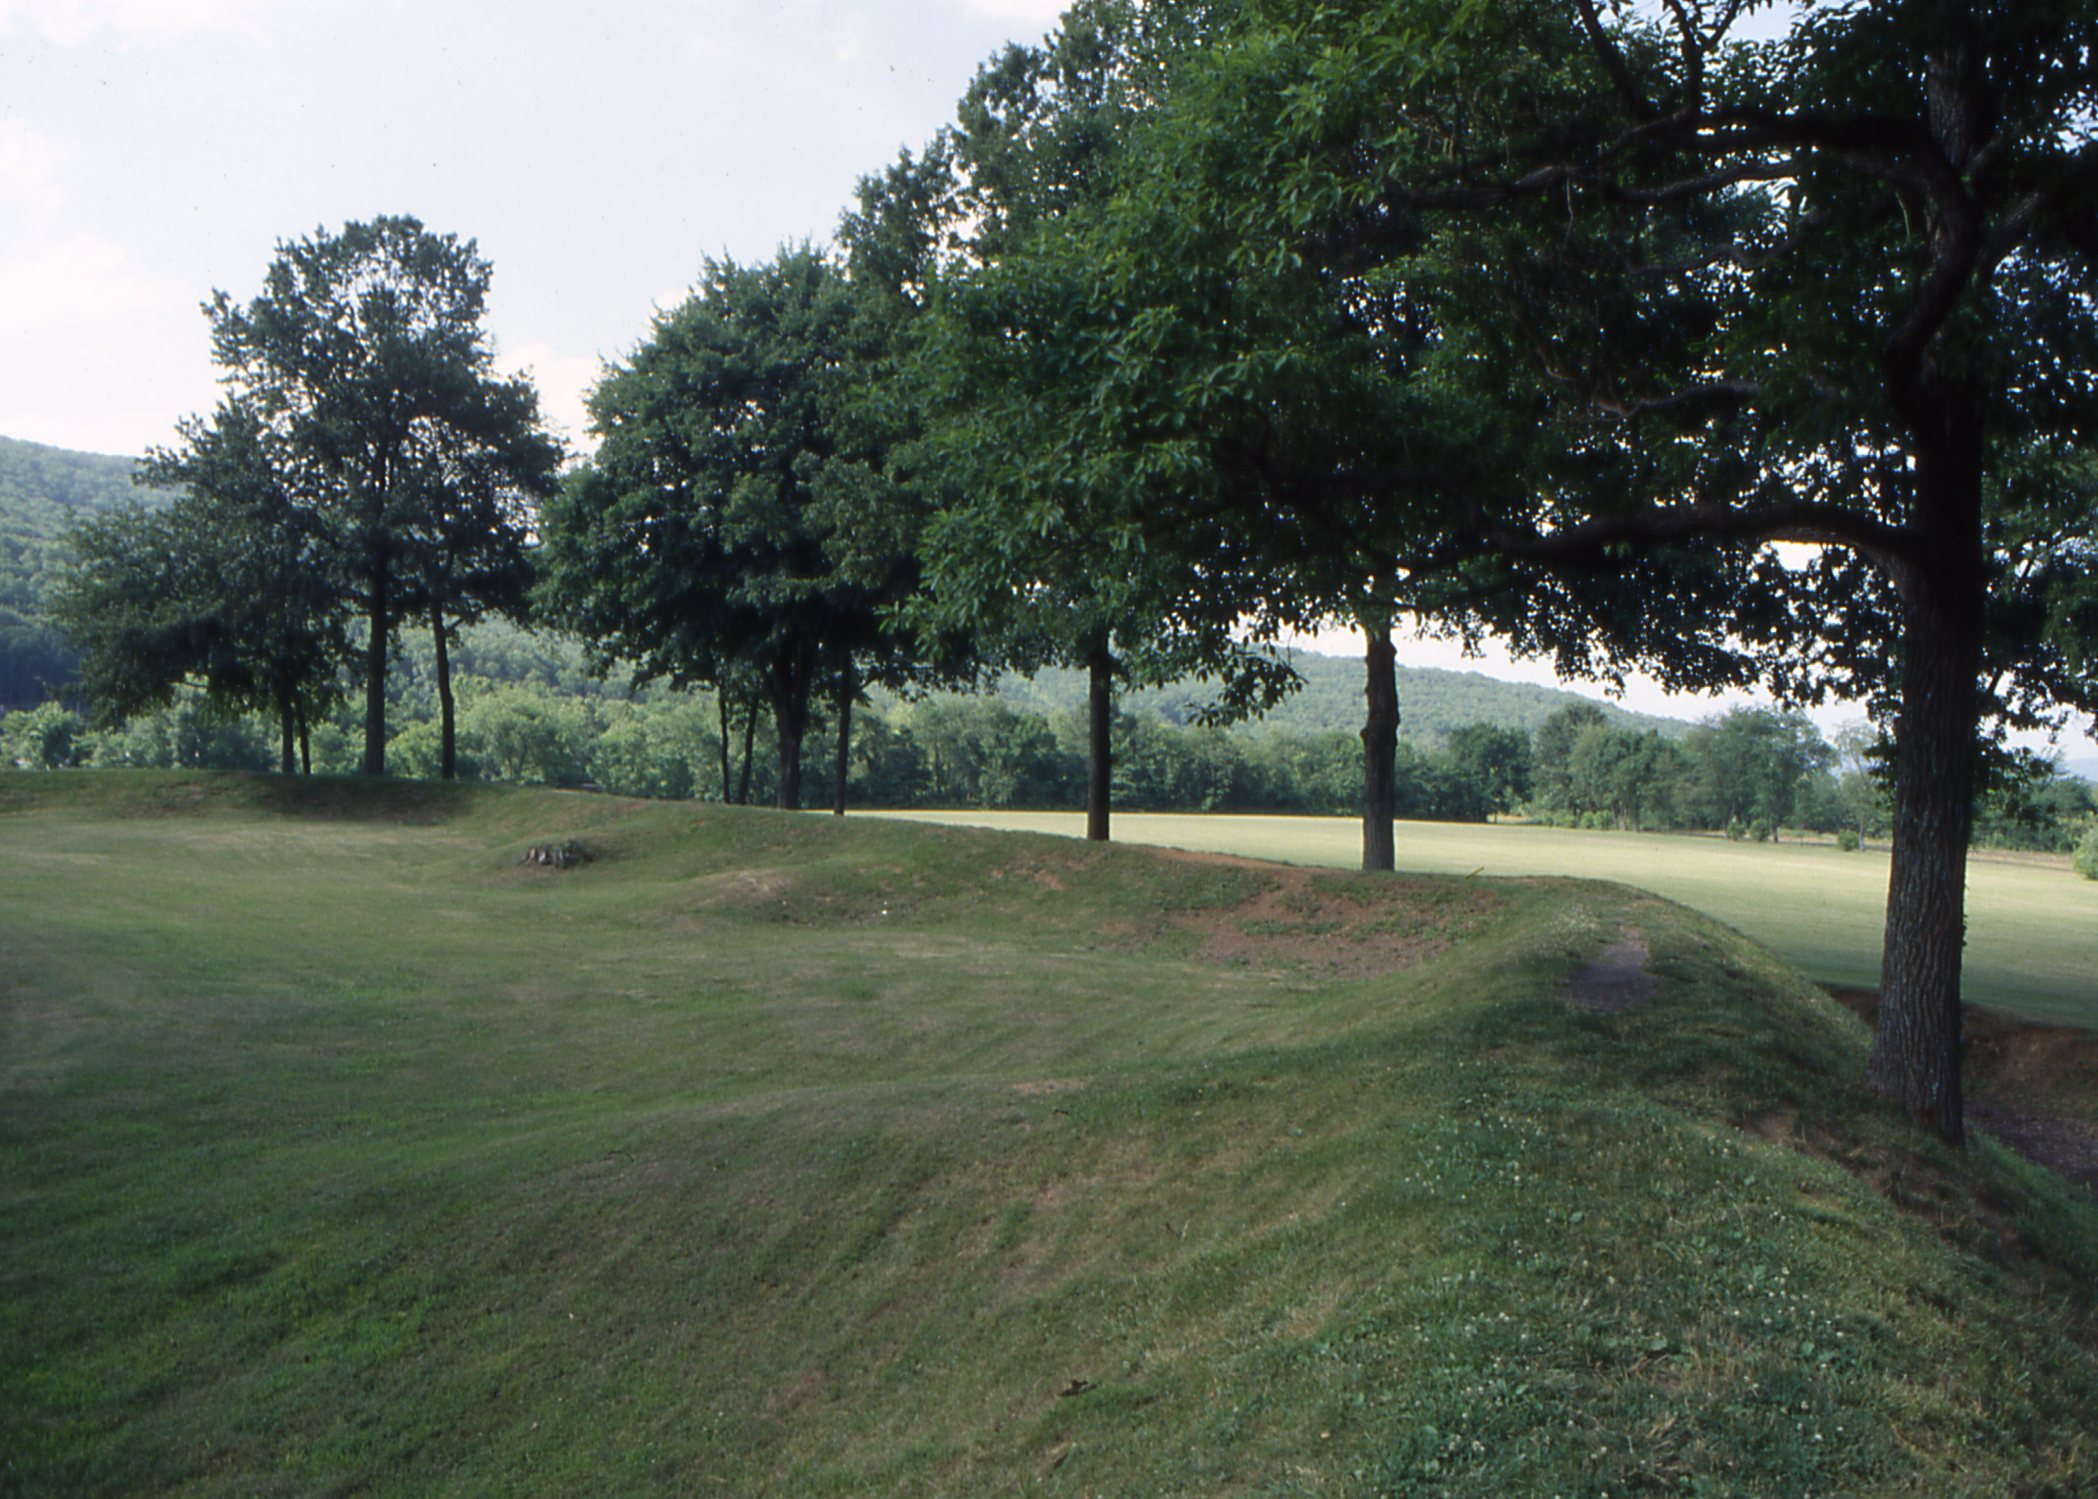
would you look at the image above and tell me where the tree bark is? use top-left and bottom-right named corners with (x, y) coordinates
top-left (738, 694), bottom-right (759, 805)
top-left (361, 577), bottom-right (388, 776)
top-left (1868, 402), bottom-right (1986, 1147)
top-left (298, 704), bottom-right (311, 777)
top-left (717, 690), bottom-right (734, 804)
top-left (1360, 615), bottom-right (1399, 872)
top-left (832, 666), bottom-right (855, 817)
top-left (432, 605), bottom-right (457, 781)
top-left (1086, 646), bottom-right (1114, 842)
top-left (771, 682), bottom-right (809, 811)
top-left (277, 686), bottom-right (296, 776)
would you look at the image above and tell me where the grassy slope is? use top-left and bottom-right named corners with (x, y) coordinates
top-left (2, 773), bottom-right (2095, 1497)
top-left (878, 810), bottom-right (2098, 1029)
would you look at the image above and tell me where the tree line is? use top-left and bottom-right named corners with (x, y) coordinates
top-left (16, 672), bottom-right (2096, 858)
top-left (34, 0), bottom-right (2098, 1145)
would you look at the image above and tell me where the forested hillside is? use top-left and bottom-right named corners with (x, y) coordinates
top-left (0, 435), bottom-right (174, 709)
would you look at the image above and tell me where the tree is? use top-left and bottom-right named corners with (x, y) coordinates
top-left (1446, 722), bottom-right (1534, 821)
top-left (204, 216), bottom-right (560, 776)
top-left (55, 403), bottom-right (345, 772)
top-left (540, 249), bottom-right (933, 811)
top-left (905, 0), bottom-right (1294, 844)
top-left (1006, 0), bottom-right (2098, 1143)
top-left (1682, 709), bottom-right (1835, 840)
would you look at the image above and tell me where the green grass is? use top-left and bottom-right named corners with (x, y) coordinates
top-left (4, 771), bottom-right (2096, 1496)
top-left (875, 811), bottom-right (2098, 1028)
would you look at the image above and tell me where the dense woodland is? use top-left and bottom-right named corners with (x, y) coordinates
top-left (12, 0), bottom-right (2098, 1144)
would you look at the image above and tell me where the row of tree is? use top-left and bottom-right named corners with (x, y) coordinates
top-left (50, 0), bottom-right (2098, 1145)
top-left (22, 675), bottom-right (2098, 855)
top-left (1529, 702), bottom-right (2097, 853)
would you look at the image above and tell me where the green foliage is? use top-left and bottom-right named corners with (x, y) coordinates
top-left (54, 404), bottom-right (348, 765)
top-left (1, 700), bottom-right (85, 769)
top-left (199, 215), bottom-right (561, 774)
top-left (1838, 828), bottom-right (1862, 852)
top-left (540, 248), bottom-right (939, 809)
top-left (1681, 709), bottom-right (1836, 841)
top-left (2075, 824), bottom-right (2098, 881)
top-left (907, 0), bottom-right (1297, 720)
top-left (0, 435), bottom-right (179, 709)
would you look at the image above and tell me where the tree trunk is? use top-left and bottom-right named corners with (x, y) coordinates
top-left (717, 690), bottom-right (734, 803)
top-left (832, 667), bottom-right (855, 818)
top-left (277, 687), bottom-right (296, 776)
top-left (772, 682), bottom-right (809, 811)
top-left (432, 605), bottom-right (457, 781)
top-left (738, 695), bottom-right (759, 805)
top-left (1360, 616), bottom-right (1399, 872)
top-left (298, 704), bottom-right (311, 777)
top-left (362, 580), bottom-right (388, 776)
top-left (1868, 398), bottom-right (1986, 1147)
top-left (1086, 646), bottom-right (1114, 842)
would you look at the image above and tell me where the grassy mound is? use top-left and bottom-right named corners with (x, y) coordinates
top-left (3, 771), bottom-right (2095, 1496)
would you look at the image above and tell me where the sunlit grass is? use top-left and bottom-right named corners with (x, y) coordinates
top-left (875, 810), bottom-right (2098, 1027)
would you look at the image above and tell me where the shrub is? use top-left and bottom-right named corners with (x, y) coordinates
top-left (1725, 819), bottom-right (1746, 841)
top-left (1837, 828), bottom-right (1861, 852)
top-left (1749, 817), bottom-right (1773, 843)
top-left (2075, 823), bottom-right (2098, 881)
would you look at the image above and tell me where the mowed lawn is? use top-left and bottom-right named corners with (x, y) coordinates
top-left (4, 773), bottom-right (2098, 1496)
top-left (878, 811), bottom-right (2098, 1028)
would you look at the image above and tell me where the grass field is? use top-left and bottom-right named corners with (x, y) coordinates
top-left (4, 772), bottom-right (2097, 1496)
top-left (876, 811), bottom-right (2098, 1028)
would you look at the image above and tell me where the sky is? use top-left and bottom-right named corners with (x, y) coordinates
top-left (2, 0), bottom-right (2091, 759)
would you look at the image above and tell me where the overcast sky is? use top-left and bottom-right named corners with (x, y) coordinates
top-left (0, 0), bottom-right (1072, 456)
top-left (3, 0), bottom-right (2090, 754)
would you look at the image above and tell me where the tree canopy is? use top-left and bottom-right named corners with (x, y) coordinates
top-left (202, 215), bottom-right (560, 775)
top-left (538, 247), bottom-right (943, 812)
top-left (931, 0), bottom-right (2098, 1142)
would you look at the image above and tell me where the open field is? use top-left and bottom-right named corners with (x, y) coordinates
top-left (4, 772), bottom-right (2097, 1495)
top-left (877, 811), bottom-right (2098, 1029)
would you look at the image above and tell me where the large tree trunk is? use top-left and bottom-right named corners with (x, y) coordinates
top-left (1086, 646), bottom-right (1114, 842)
top-left (1360, 614), bottom-right (1399, 872)
top-left (1868, 405), bottom-right (1986, 1147)
top-left (432, 605), bottom-right (457, 781)
top-left (771, 682), bottom-right (809, 812)
top-left (832, 666), bottom-right (855, 818)
top-left (361, 578), bottom-right (388, 777)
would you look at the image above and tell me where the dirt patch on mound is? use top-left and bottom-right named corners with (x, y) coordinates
top-left (1564, 932), bottom-right (1657, 1015)
top-left (1157, 852), bottom-right (1501, 980)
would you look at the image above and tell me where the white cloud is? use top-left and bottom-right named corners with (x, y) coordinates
top-left (0, 232), bottom-right (178, 337)
top-left (0, 120), bottom-right (65, 218)
top-left (0, 0), bottom-right (261, 44)
top-left (497, 342), bottom-right (604, 455)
